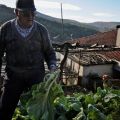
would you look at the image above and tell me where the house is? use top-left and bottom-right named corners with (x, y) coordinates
top-left (65, 25), bottom-right (120, 76)
top-left (57, 52), bottom-right (114, 75)
top-left (56, 51), bottom-right (114, 85)
top-left (56, 25), bottom-right (120, 87)
top-left (100, 50), bottom-right (120, 78)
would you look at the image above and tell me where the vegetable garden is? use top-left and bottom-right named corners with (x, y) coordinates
top-left (12, 70), bottom-right (120, 120)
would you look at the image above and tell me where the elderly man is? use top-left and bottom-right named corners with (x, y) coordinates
top-left (0, 0), bottom-right (56, 119)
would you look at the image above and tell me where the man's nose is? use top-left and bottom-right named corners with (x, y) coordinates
top-left (27, 12), bottom-right (34, 18)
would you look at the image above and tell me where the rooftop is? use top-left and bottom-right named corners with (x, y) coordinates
top-left (67, 29), bottom-right (117, 47)
top-left (68, 53), bottom-right (112, 65)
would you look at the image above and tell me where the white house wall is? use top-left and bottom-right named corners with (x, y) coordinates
top-left (56, 52), bottom-right (80, 73)
top-left (83, 64), bottom-right (113, 77)
top-left (116, 28), bottom-right (120, 47)
top-left (56, 52), bottom-right (64, 61)
top-left (56, 52), bottom-right (113, 77)
top-left (66, 57), bottom-right (80, 73)
top-left (79, 66), bottom-right (84, 76)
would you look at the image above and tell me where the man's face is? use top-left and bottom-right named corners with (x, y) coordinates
top-left (16, 9), bottom-right (36, 28)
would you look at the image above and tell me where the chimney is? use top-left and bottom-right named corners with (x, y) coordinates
top-left (116, 25), bottom-right (120, 47)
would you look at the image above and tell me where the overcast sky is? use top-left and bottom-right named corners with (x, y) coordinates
top-left (0, 0), bottom-right (120, 23)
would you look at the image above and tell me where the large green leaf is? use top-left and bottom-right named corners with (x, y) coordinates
top-left (26, 70), bottom-right (64, 120)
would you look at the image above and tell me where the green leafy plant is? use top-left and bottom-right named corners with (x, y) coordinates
top-left (26, 70), bottom-right (64, 120)
top-left (13, 80), bottom-right (120, 120)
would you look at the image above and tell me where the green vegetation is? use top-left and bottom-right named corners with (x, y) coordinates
top-left (12, 70), bottom-right (120, 120)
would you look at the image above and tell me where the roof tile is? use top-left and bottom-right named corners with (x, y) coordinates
top-left (68, 29), bottom-right (117, 46)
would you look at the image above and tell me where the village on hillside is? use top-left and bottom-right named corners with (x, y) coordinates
top-left (52, 25), bottom-right (120, 91)
top-left (1, 24), bottom-right (120, 93)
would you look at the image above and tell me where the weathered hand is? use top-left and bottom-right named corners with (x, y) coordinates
top-left (50, 68), bottom-right (57, 73)
top-left (49, 64), bottom-right (57, 72)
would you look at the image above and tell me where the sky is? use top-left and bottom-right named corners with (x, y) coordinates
top-left (0, 0), bottom-right (120, 23)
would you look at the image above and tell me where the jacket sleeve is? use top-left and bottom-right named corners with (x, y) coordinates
top-left (40, 26), bottom-right (57, 70)
top-left (0, 26), bottom-right (5, 76)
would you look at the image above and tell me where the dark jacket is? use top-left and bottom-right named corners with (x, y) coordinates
top-left (0, 19), bottom-right (56, 75)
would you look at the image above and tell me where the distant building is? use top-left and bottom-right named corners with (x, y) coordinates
top-left (56, 25), bottom-right (120, 86)
top-left (63, 25), bottom-right (120, 78)
top-left (57, 52), bottom-right (114, 76)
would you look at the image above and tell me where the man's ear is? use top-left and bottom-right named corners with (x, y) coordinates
top-left (14, 9), bottom-right (18, 16)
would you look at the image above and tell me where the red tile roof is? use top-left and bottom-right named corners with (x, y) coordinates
top-left (68, 29), bottom-right (117, 46)
top-left (100, 50), bottom-right (120, 61)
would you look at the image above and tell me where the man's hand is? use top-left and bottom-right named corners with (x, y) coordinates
top-left (49, 64), bottom-right (57, 72)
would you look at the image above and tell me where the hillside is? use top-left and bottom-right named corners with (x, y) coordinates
top-left (36, 12), bottom-right (98, 31)
top-left (88, 22), bottom-right (120, 32)
top-left (36, 12), bottom-right (120, 33)
top-left (0, 4), bottom-right (98, 42)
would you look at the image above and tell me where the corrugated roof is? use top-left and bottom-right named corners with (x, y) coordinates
top-left (101, 50), bottom-right (120, 61)
top-left (69, 53), bottom-right (112, 65)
